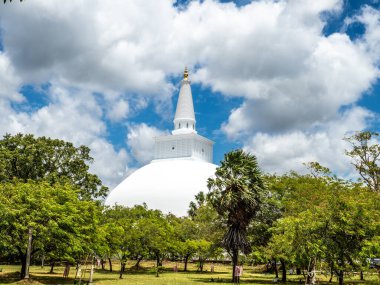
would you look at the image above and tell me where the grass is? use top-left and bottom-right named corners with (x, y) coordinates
top-left (0, 261), bottom-right (379, 285)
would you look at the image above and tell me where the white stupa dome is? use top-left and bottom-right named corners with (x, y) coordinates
top-left (105, 158), bottom-right (217, 216)
top-left (106, 68), bottom-right (218, 216)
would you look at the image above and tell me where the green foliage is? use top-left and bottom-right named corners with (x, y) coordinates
top-left (0, 133), bottom-right (108, 199)
top-left (188, 191), bottom-right (207, 217)
top-left (208, 149), bottom-right (265, 253)
top-left (169, 205), bottom-right (224, 271)
top-left (344, 131), bottom-right (380, 193)
top-left (102, 205), bottom-right (174, 271)
top-left (207, 149), bottom-right (267, 282)
top-left (0, 180), bottom-right (101, 277)
top-left (266, 172), bottom-right (380, 284)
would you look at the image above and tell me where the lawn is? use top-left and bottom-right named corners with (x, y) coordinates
top-left (0, 262), bottom-right (378, 285)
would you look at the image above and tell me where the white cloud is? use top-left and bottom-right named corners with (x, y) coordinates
top-left (221, 32), bottom-right (377, 137)
top-left (0, 85), bottom-right (129, 188)
top-left (0, 0), bottom-right (176, 99)
top-left (347, 5), bottom-right (380, 63)
top-left (107, 98), bottom-right (130, 122)
top-left (0, 52), bottom-right (22, 102)
top-left (0, 0), bottom-right (379, 182)
top-left (244, 107), bottom-right (373, 177)
top-left (88, 139), bottom-right (130, 189)
top-left (126, 123), bottom-right (168, 165)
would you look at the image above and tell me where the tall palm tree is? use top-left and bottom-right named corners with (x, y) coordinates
top-left (207, 149), bottom-right (265, 283)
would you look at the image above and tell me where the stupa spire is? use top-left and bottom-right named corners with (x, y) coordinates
top-left (172, 67), bottom-right (197, 135)
top-left (183, 66), bottom-right (189, 81)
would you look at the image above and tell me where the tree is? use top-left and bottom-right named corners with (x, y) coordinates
top-left (188, 191), bottom-right (207, 218)
top-left (102, 205), bottom-right (175, 277)
top-left (102, 205), bottom-right (152, 277)
top-left (169, 207), bottom-right (223, 272)
top-left (345, 131), bottom-right (380, 193)
top-left (168, 216), bottom-right (199, 271)
top-left (207, 149), bottom-right (266, 282)
top-left (0, 133), bottom-right (108, 199)
top-left (267, 171), bottom-right (380, 285)
top-left (3, 0), bottom-right (23, 3)
top-left (0, 180), bottom-right (101, 279)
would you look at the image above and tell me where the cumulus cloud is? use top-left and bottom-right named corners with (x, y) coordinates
top-left (0, 1), bottom-right (177, 99)
top-left (0, 85), bottom-right (129, 188)
top-left (244, 107), bottom-right (373, 176)
top-left (346, 5), bottom-right (380, 63)
top-left (88, 139), bottom-right (130, 189)
top-left (0, 0), bottom-right (379, 183)
top-left (221, 32), bottom-right (377, 137)
top-left (0, 52), bottom-right (22, 102)
top-left (127, 123), bottom-right (168, 165)
top-left (211, 1), bottom-right (380, 176)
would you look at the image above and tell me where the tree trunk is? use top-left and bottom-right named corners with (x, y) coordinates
top-left (119, 262), bottom-right (125, 279)
top-left (329, 270), bottom-right (333, 283)
top-left (329, 264), bottom-right (334, 283)
top-left (296, 268), bottom-right (301, 275)
top-left (199, 258), bottom-right (204, 272)
top-left (101, 259), bottom-right (105, 270)
top-left (63, 262), bottom-right (70, 278)
top-left (360, 270), bottom-right (364, 280)
top-left (280, 258), bottom-right (286, 282)
top-left (49, 261), bottom-right (55, 274)
top-left (24, 227), bottom-right (33, 279)
top-left (306, 259), bottom-right (316, 285)
top-left (108, 258), bottom-right (113, 272)
top-left (20, 254), bottom-right (27, 279)
top-left (75, 263), bottom-right (81, 279)
top-left (184, 255), bottom-right (189, 272)
top-left (338, 270), bottom-right (344, 285)
top-left (156, 254), bottom-right (161, 268)
top-left (133, 256), bottom-right (143, 269)
top-left (155, 253), bottom-right (161, 278)
top-left (231, 248), bottom-right (238, 283)
top-left (273, 259), bottom-right (278, 279)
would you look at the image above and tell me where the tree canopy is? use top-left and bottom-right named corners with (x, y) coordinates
top-left (0, 133), bottom-right (108, 199)
top-left (345, 131), bottom-right (380, 193)
top-left (0, 180), bottom-right (100, 278)
top-left (207, 149), bottom-right (267, 282)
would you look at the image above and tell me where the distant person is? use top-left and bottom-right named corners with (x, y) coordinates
top-left (235, 265), bottom-right (243, 283)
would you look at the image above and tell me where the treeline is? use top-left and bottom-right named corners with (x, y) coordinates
top-left (0, 132), bottom-right (379, 285)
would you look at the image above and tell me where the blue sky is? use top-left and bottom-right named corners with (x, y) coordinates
top-left (0, 0), bottom-right (379, 188)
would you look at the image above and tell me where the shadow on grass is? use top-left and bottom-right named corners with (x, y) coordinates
top-left (0, 272), bottom-right (21, 284)
top-left (98, 267), bottom-right (228, 276)
top-left (189, 277), bottom-right (276, 284)
top-left (30, 275), bottom-right (73, 285)
top-left (0, 273), bottom-right (77, 285)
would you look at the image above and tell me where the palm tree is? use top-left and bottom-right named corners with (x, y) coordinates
top-left (207, 149), bottom-right (265, 283)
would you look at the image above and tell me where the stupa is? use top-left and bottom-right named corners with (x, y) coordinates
top-left (105, 68), bottom-right (217, 216)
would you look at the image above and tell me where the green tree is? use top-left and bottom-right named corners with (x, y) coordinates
top-left (168, 216), bottom-right (199, 271)
top-left (0, 180), bottom-right (100, 279)
top-left (344, 131), bottom-right (380, 193)
top-left (188, 191), bottom-right (207, 217)
top-left (169, 207), bottom-right (223, 272)
top-left (102, 206), bottom-right (130, 278)
top-left (207, 149), bottom-right (266, 282)
top-left (102, 205), bottom-right (174, 277)
top-left (267, 171), bottom-right (380, 285)
top-left (0, 133), bottom-right (108, 199)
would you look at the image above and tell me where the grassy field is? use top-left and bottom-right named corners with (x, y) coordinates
top-left (0, 261), bottom-right (379, 285)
